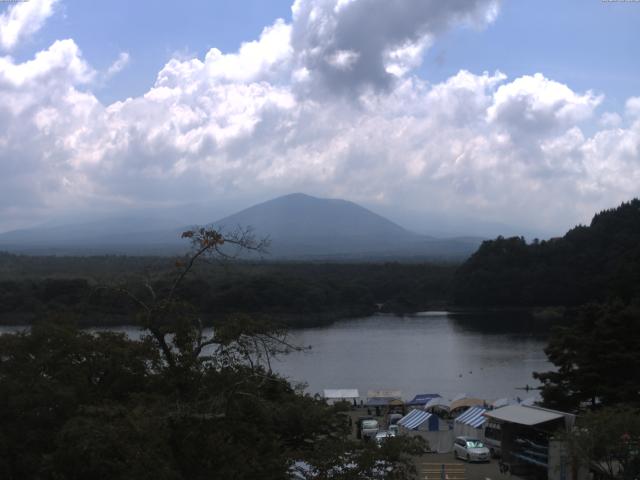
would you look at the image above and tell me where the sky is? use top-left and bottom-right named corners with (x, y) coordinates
top-left (0, 0), bottom-right (639, 236)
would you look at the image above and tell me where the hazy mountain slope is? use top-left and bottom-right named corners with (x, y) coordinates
top-left (212, 193), bottom-right (481, 259)
top-left (0, 217), bottom-right (185, 255)
top-left (0, 193), bottom-right (483, 259)
top-left (214, 193), bottom-right (414, 240)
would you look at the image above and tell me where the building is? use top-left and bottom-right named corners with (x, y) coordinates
top-left (484, 405), bottom-right (582, 480)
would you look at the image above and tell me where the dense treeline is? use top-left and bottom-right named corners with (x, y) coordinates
top-left (0, 255), bottom-right (456, 327)
top-left (453, 199), bottom-right (640, 306)
top-left (0, 228), bottom-right (425, 479)
top-left (452, 199), bottom-right (640, 420)
top-left (534, 300), bottom-right (640, 412)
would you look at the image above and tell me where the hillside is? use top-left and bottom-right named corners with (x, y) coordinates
top-left (0, 193), bottom-right (482, 260)
top-left (453, 199), bottom-right (640, 306)
top-left (213, 193), bottom-right (481, 259)
top-left (0, 216), bottom-right (184, 255)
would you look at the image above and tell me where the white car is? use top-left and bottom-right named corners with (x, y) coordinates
top-left (374, 430), bottom-right (396, 446)
top-left (453, 436), bottom-right (490, 462)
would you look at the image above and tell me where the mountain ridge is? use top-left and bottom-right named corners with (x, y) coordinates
top-left (0, 193), bottom-right (482, 259)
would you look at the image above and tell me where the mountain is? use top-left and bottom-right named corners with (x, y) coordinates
top-left (453, 198), bottom-right (640, 306)
top-left (0, 216), bottom-right (184, 255)
top-left (0, 193), bottom-right (483, 259)
top-left (211, 193), bottom-right (482, 259)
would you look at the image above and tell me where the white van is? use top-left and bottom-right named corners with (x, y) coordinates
top-left (361, 419), bottom-right (379, 439)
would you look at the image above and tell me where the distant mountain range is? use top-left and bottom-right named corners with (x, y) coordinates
top-left (0, 193), bottom-right (484, 259)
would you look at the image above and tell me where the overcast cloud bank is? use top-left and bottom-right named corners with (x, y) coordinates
top-left (0, 0), bottom-right (638, 234)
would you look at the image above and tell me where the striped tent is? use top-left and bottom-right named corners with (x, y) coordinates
top-left (455, 406), bottom-right (487, 428)
top-left (453, 406), bottom-right (487, 439)
top-left (397, 409), bottom-right (432, 430)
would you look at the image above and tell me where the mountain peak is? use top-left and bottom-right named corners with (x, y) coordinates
top-left (0, 193), bottom-right (483, 259)
top-left (208, 193), bottom-right (481, 259)
top-left (214, 193), bottom-right (411, 241)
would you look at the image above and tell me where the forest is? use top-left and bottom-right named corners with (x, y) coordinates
top-left (450, 200), bottom-right (640, 415)
top-left (451, 200), bottom-right (640, 478)
top-left (0, 254), bottom-right (455, 328)
top-left (0, 228), bottom-right (426, 479)
top-left (453, 199), bottom-right (640, 307)
top-left (2, 199), bottom-right (640, 329)
top-left (1, 202), bottom-right (640, 478)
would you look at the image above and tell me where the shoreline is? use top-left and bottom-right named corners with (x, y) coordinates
top-left (0, 305), bottom-right (564, 331)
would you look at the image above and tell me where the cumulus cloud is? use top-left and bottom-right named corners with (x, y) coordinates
top-left (0, 0), bottom-right (58, 51)
top-left (626, 96), bottom-right (640, 118)
top-left (599, 112), bottom-right (622, 128)
top-left (290, 0), bottom-right (500, 95)
top-left (106, 52), bottom-right (130, 78)
top-left (488, 73), bottom-right (602, 134)
top-left (0, 0), bottom-right (639, 234)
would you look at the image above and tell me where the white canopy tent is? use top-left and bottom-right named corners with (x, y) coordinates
top-left (323, 389), bottom-right (360, 405)
top-left (484, 404), bottom-right (576, 430)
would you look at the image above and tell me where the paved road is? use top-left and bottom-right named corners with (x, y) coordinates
top-left (414, 453), bottom-right (515, 480)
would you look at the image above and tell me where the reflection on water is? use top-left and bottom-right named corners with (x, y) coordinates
top-left (273, 312), bottom-right (551, 401)
top-left (0, 312), bottom-right (552, 402)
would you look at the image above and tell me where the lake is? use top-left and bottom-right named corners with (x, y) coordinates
top-left (273, 312), bottom-right (551, 402)
top-left (0, 311), bottom-right (552, 402)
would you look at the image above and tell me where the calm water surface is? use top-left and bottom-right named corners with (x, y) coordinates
top-left (0, 312), bottom-right (551, 402)
top-left (273, 312), bottom-right (551, 401)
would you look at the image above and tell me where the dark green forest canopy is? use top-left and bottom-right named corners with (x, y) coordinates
top-left (0, 228), bottom-right (427, 479)
top-left (0, 321), bottom-right (425, 480)
top-left (453, 199), bottom-right (640, 307)
top-left (533, 301), bottom-right (640, 412)
top-left (0, 257), bottom-right (456, 328)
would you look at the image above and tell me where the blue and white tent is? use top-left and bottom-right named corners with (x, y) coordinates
top-left (453, 406), bottom-right (487, 438)
top-left (456, 407), bottom-right (487, 428)
top-left (397, 409), bottom-right (438, 431)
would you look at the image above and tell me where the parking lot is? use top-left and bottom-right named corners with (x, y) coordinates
top-left (345, 409), bottom-right (525, 480)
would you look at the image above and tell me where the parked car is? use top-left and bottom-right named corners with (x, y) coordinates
top-left (387, 424), bottom-right (399, 435)
top-left (453, 436), bottom-right (490, 462)
top-left (375, 430), bottom-right (396, 446)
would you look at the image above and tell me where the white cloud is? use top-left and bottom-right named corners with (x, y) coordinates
top-left (488, 73), bottom-right (602, 133)
top-left (384, 35), bottom-right (432, 77)
top-left (599, 112), bottom-right (622, 128)
top-left (626, 96), bottom-right (640, 118)
top-left (0, 0), bottom-right (58, 51)
top-left (326, 49), bottom-right (359, 70)
top-left (0, 0), bottom-right (639, 235)
top-left (106, 52), bottom-right (130, 78)
top-left (202, 19), bottom-right (292, 83)
top-left (290, 0), bottom-right (501, 95)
